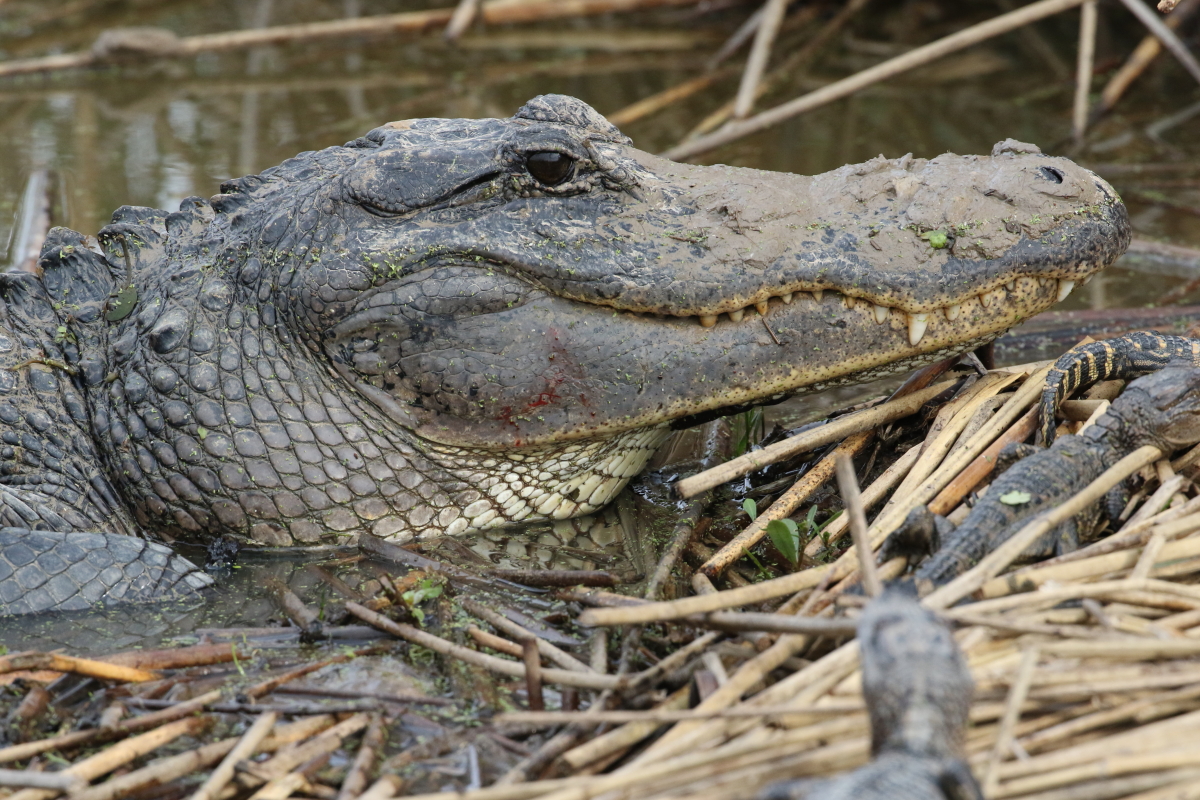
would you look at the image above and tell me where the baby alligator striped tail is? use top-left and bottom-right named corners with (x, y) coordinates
top-left (1040, 332), bottom-right (1200, 445)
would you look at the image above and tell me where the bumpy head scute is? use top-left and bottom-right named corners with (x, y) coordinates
top-left (515, 94), bottom-right (631, 144)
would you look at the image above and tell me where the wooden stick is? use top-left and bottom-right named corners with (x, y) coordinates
top-left (807, 440), bottom-right (921, 554)
top-left (469, 625), bottom-right (525, 658)
top-left (924, 444), bottom-right (1164, 610)
top-left (7, 716), bottom-right (210, 800)
top-left (984, 648), bottom-right (1039, 795)
top-left (0, 689), bottom-right (223, 766)
top-left (0, 652), bottom-right (156, 683)
top-left (930, 405), bottom-right (1039, 516)
top-left (676, 379), bottom-right (956, 498)
top-left (337, 714), bottom-right (386, 800)
top-left (499, 703), bottom-right (866, 726)
top-left (444, 0), bottom-right (482, 40)
top-left (189, 711), bottom-right (279, 800)
top-left (699, 611), bottom-right (858, 636)
top-left (1099, 0), bottom-right (1199, 115)
top-left (523, 638), bottom-right (545, 711)
top-left (243, 644), bottom-right (385, 699)
top-left (0, 771), bottom-right (84, 792)
top-left (347, 602), bottom-right (622, 689)
top-left (560, 688), bottom-right (691, 770)
top-left (1113, 0), bottom-right (1200, 86)
top-left (358, 775), bottom-right (404, 800)
top-left (68, 717), bottom-right (336, 800)
top-left (699, 430), bottom-right (873, 578)
top-left (240, 714), bottom-right (371, 788)
top-left (837, 453), bottom-right (881, 597)
top-left (1072, 0), bottom-right (1098, 140)
top-left (734, 0), bottom-right (788, 118)
top-left (461, 598), bottom-right (595, 673)
top-left (663, 0), bottom-right (1089, 161)
top-left (607, 70), bottom-right (735, 127)
top-left (1132, 531), bottom-right (1170, 581)
top-left (979, 521), bottom-right (1200, 598)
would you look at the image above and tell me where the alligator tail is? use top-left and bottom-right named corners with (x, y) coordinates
top-left (1039, 332), bottom-right (1200, 445)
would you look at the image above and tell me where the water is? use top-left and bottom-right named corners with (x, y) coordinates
top-left (1, 0), bottom-right (1199, 650)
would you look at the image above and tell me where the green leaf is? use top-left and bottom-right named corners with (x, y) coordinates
top-left (742, 498), bottom-right (757, 521)
top-left (105, 284), bottom-right (138, 322)
top-left (920, 230), bottom-right (949, 249)
top-left (197, 427), bottom-right (208, 440)
top-left (999, 490), bottom-right (1032, 505)
top-left (767, 519), bottom-right (801, 565)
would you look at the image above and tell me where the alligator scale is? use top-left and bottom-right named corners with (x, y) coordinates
top-left (0, 95), bottom-right (1129, 614)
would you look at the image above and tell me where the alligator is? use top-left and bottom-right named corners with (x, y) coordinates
top-left (888, 335), bottom-right (1200, 592)
top-left (761, 585), bottom-right (981, 800)
top-left (0, 94), bottom-right (1130, 615)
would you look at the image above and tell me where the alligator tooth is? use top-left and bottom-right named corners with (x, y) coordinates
top-left (1057, 280), bottom-right (1076, 302)
top-left (978, 292), bottom-right (992, 308)
top-left (872, 303), bottom-right (889, 323)
top-left (781, 293), bottom-right (793, 304)
top-left (945, 304), bottom-right (961, 321)
top-left (1006, 281), bottom-right (1016, 291)
top-left (729, 308), bottom-right (745, 322)
top-left (699, 314), bottom-right (717, 328)
top-left (842, 295), bottom-right (856, 310)
top-left (812, 290), bottom-right (824, 302)
top-left (755, 301), bottom-right (770, 316)
top-left (908, 313), bottom-right (930, 346)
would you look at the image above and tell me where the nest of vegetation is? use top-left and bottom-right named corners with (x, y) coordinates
top-left (4, 342), bottom-right (1200, 800)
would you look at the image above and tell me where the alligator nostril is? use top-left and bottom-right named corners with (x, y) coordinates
top-left (1039, 166), bottom-right (1064, 184)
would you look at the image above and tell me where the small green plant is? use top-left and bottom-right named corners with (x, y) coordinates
top-left (766, 518), bottom-right (801, 565)
top-left (732, 408), bottom-right (764, 458)
top-left (999, 490), bottom-right (1031, 505)
top-left (742, 498), bottom-right (757, 520)
top-left (402, 576), bottom-right (445, 625)
top-left (920, 230), bottom-right (949, 249)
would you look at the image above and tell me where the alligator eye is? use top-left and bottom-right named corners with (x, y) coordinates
top-left (526, 152), bottom-right (574, 186)
top-left (1039, 166), bottom-right (1064, 184)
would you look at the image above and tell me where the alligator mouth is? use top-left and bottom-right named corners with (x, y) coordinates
top-left (661, 276), bottom-right (1082, 345)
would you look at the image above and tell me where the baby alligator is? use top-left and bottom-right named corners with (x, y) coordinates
top-left (760, 586), bottom-right (980, 800)
top-left (890, 332), bottom-right (1200, 593)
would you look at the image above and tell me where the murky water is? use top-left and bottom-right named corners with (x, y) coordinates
top-left (1, 0), bottom-right (1199, 650)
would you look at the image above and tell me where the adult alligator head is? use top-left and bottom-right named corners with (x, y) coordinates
top-left (5, 95), bottom-right (1128, 555)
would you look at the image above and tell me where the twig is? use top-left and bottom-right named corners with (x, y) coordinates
top-left (347, 602), bottom-right (622, 689)
top-left (69, 716), bottom-right (337, 800)
top-left (1113, 0), bottom-right (1200, 88)
top-left (337, 714), bottom-right (387, 800)
top-left (498, 704), bottom-right (866, 726)
top-left (699, 430), bottom-right (874, 578)
top-left (461, 598), bottom-right (595, 673)
top-left (695, 611), bottom-right (858, 636)
top-left (836, 452), bottom-right (881, 597)
top-left (0, 771), bottom-right (84, 792)
top-left (928, 405), bottom-right (1039, 516)
top-left (664, 0), bottom-right (1089, 161)
top-left (485, 569), bottom-right (616, 588)
top-left (0, 689), bottom-right (223, 765)
top-left (984, 648), bottom-right (1040, 794)
top-left (0, 652), bottom-right (156, 682)
top-left (734, 0), bottom-right (788, 118)
top-left (265, 576), bottom-right (323, 643)
top-left (675, 379), bottom-right (956, 498)
top-left (806, 441), bottom-right (921, 555)
top-left (0, 0), bottom-right (703, 78)
top-left (522, 638), bottom-right (545, 711)
top-left (7, 716), bottom-right (210, 800)
top-left (1072, 0), bottom-right (1097, 140)
top-left (445, 0), bottom-right (482, 40)
top-left (1098, 0), bottom-right (1200, 115)
top-left (190, 711), bottom-right (279, 800)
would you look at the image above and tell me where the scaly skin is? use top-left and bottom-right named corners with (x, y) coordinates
top-left (0, 95), bottom-right (1129, 614)
top-left (761, 587), bottom-right (981, 800)
top-left (910, 354), bottom-right (1200, 592)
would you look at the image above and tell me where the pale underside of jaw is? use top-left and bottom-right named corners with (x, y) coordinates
top-left (685, 276), bottom-right (1082, 346)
